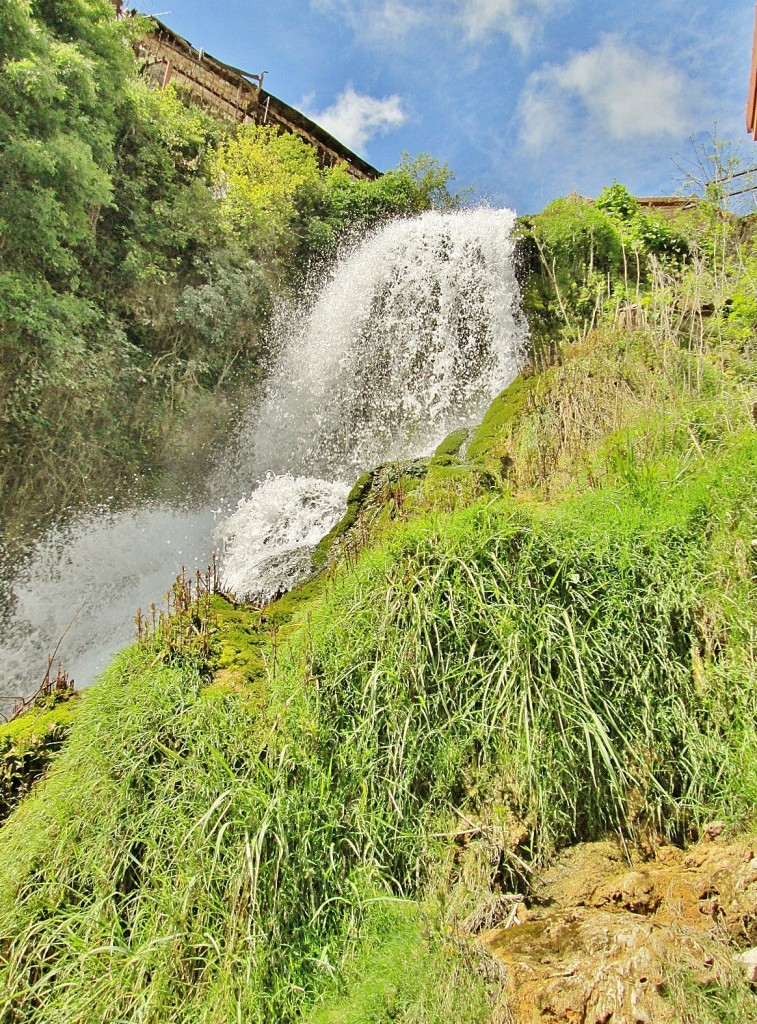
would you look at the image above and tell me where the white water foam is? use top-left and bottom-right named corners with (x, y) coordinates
top-left (0, 208), bottom-right (526, 710)
top-left (217, 475), bottom-right (349, 600)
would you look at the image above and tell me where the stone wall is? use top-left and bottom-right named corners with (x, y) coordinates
top-left (138, 20), bottom-right (380, 181)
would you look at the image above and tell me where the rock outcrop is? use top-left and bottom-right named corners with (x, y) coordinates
top-left (479, 836), bottom-right (757, 1023)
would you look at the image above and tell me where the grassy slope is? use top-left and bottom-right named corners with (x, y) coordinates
top-left (0, 203), bottom-right (755, 1023)
top-left (0, 695), bottom-right (80, 821)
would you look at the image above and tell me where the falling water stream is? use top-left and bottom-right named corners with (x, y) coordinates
top-left (0, 209), bottom-right (526, 715)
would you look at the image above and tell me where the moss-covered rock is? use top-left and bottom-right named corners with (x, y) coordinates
top-left (207, 576), bottom-right (329, 701)
top-left (209, 595), bottom-right (271, 693)
top-left (0, 691), bottom-right (80, 822)
top-left (428, 454), bottom-right (462, 468)
top-left (467, 374), bottom-right (535, 464)
top-left (311, 460), bottom-right (430, 572)
top-left (311, 470), bottom-right (375, 572)
top-left (433, 427), bottom-right (470, 459)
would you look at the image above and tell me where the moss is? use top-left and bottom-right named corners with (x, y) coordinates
top-left (208, 574), bottom-right (328, 699)
top-left (0, 694), bottom-right (80, 744)
top-left (466, 374), bottom-right (535, 463)
top-left (0, 691), bottom-right (80, 821)
top-left (433, 428), bottom-right (470, 459)
top-left (266, 573), bottom-right (325, 626)
top-left (311, 470), bottom-right (375, 572)
top-left (210, 595), bottom-right (270, 691)
top-left (427, 463), bottom-right (476, 483)
top-left (311, 461), bottom-right (430, 573)
top-left (429, 454), bottom-right (461, 468)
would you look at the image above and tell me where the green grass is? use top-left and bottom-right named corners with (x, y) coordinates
top-left (305, 902), bottom-right (490, 1024)
top-left (665, 962), bottom-right (757, 1023)
top-left (0, 646), bottom-right (360, 1022)
top-left (0, 196), bottom-right (755, 1023)
top-left (0, 429), bottom-right (754, 1022)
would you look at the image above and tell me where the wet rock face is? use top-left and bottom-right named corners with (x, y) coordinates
top-left (479, 837), bottom-right (757, 1024)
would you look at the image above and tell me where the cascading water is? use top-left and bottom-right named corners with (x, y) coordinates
top-left (0, 208), bottom-right (526, 715)
top-left (217, 207), bottom-right (526, 596)
top-left (227, 208), bottom-right (524, 484)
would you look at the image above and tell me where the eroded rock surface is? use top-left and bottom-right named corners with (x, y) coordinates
top-left (479, 836), bottom-right (757, 1023)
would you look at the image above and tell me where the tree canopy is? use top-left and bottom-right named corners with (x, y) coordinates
top-left (0, 0), bottom-right (457, 540)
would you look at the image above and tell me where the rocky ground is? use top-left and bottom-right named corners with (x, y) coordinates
top-left (477, 830), bottom-right (757, 1023)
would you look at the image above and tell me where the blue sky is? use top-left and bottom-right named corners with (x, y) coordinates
top-left (134, 0), bottom-right (756, 213)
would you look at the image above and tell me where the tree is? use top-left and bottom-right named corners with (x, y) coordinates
top-left (674, 129), bottom-right (757, 216)
top-left (210, 124), bottom-right (323, 257)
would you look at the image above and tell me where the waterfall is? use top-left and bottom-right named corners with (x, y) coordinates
top-left (228, 208), bottom-right (524, 484)
top-left (0, 208), bottom-right (526, 714)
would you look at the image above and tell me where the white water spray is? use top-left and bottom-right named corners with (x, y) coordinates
top-left (219, 475), bottom-right (350, 600)
top-left (229, 208), bottom-right (523, 485)
top-left (0, 506), bottom-right (216, 713)
top-left (0, 209), bottom-right (526, 712)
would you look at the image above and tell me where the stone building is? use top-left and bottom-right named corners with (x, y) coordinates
top-left (116, 6), bottom-right (380, 181)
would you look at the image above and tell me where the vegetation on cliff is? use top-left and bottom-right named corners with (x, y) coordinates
top-left (2, 7), bottom-right (757, 1017)
top-left (0, 179), bottom-right (755, 1022)
top-left (0, 0), bottom-right (453, 542)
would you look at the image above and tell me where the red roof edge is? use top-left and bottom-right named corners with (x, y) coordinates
top-left (747, 4), bottom-right (757, 138)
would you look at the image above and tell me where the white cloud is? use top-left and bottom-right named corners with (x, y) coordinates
top-left (455, 0), bottom-right (566, 49)
top-left (307, 87), bottom-right (407, 152)
top-left (368, 0), bottom-right (426, 39)
top-left (311, 0), bottom-right (569, 51)
top-left (518, 35), bottom-right (701, 152)
top-left (312, 0), bottom-right (425, 41)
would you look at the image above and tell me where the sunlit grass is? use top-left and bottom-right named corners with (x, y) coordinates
top-left (1, 425), bottom-right (754, 1021)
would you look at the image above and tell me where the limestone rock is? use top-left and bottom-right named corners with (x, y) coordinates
top-left (478, 836), bottom-right (757, 1023)
top-left (736, 946), bottom-right (757, 983)
top-left (482, 907), bottom-right (708, 1024)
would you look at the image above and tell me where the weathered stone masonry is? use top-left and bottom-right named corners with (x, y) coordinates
top-left (137, 18), bottom-right (381, 181)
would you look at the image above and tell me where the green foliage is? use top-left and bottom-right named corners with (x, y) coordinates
top-left (302, 438), bottom-right (755, 854)
top-left (0, 642), bottom-right (439, 1022)
top-left (326, 151), bottom-right (465, 228)
top-left (518, 184), bottom-right (692, 366)
top-left (0, 3), bottom-right (183, 531)
top-left (529, 195), bottom-right (623, 277)
top-left (307, 902), bottom-right (490, 1024)
top-left (0, 0), bottom-right (133, 281)
top-left (665, 966), bottom-right (757, 1023)
top-left (172, 251), bottom-right (270, 383)
top-left (209, 129), bottom-right (460, 267)
top-left (517, 195), bottom-right (623, 362)
top-left (0, 691), bottom-right (79, 821)
top-left (395, 152), bottom-right (464, 210)
top-left (0, 0), bottom-right (458, 541)
top-left (596, 182), bottom-right (688, 262)
top-left (211, 123), bottom-right (324, 254)
top-left (0, 271), bottom-right (146, 523)
top-left (719, 242), bottom-right (757, 358)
